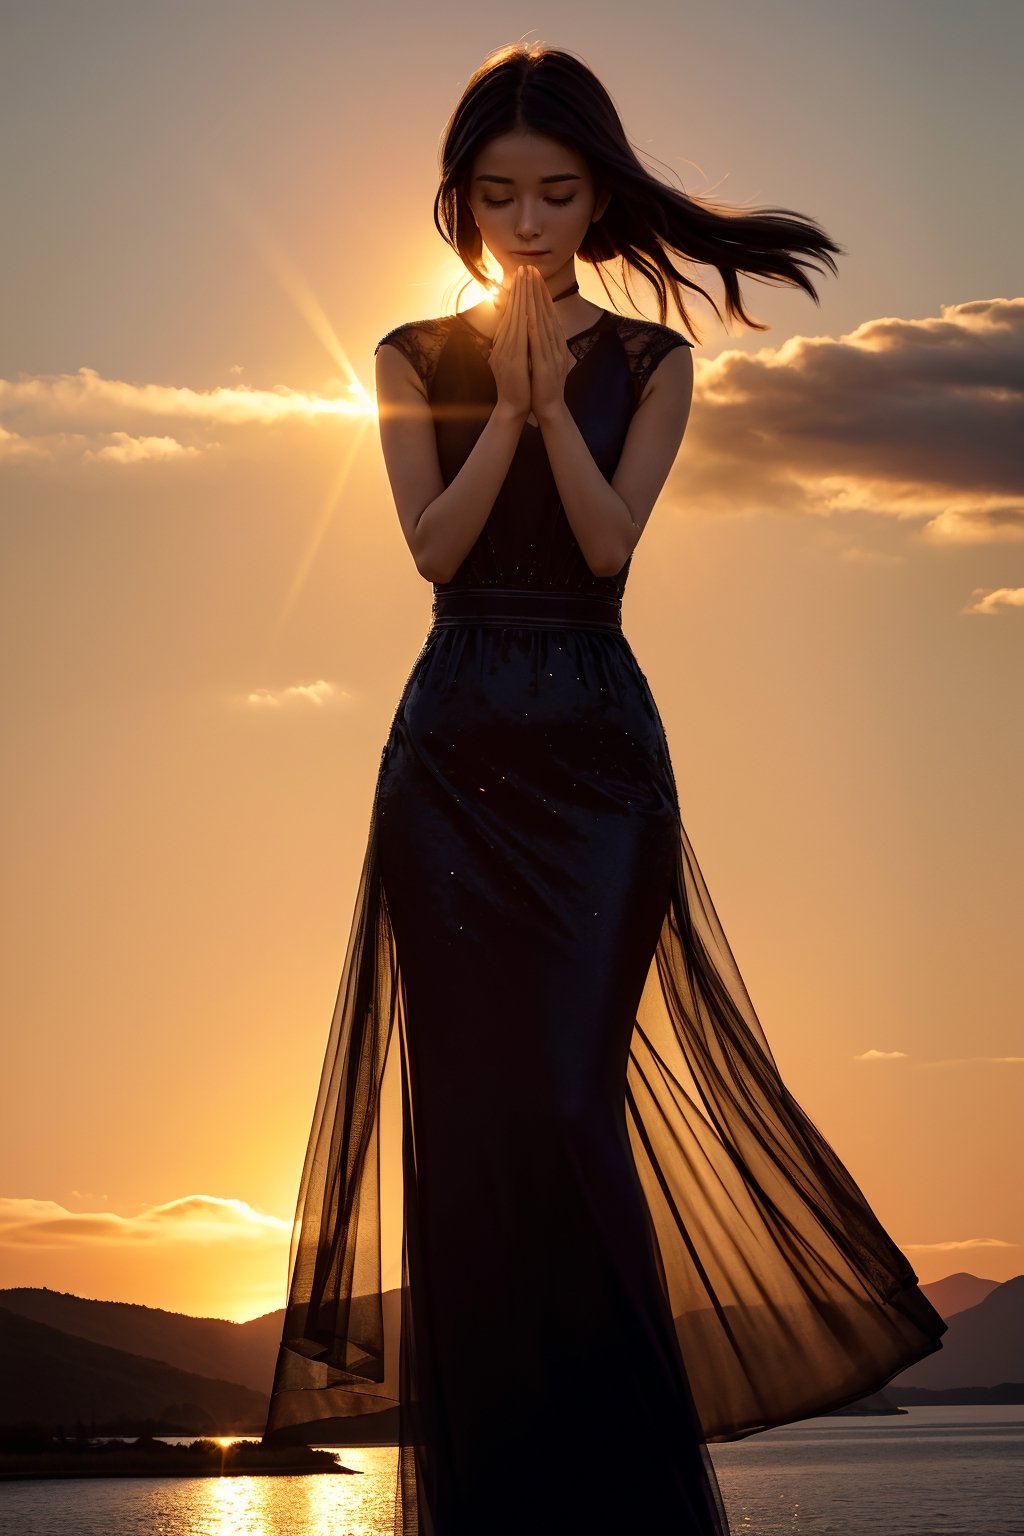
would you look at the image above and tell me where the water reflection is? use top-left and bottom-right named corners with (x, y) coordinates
top-left (204, 1476), bottom-right (273, 1535)
top-left (303, 1445), bottom-right (399, 1536)
top-left (183, 1443), bottom-right (398, 1536)
top-left (1, 1412), bottom-right (1018, 1536)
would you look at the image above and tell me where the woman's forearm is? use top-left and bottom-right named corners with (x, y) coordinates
top-left (535, 400), bottom-right (636, 578)
top-left (413, 403), bottom-right (529, 583)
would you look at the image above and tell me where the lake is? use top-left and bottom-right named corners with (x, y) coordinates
top-left (1, 1407), bottom-right (1020, 1535)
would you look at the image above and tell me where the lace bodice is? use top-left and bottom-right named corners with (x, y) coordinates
top-left (375, 308), bottom-right (693, 598)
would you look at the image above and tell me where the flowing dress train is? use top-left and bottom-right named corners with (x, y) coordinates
top-left (261, 307), bottom-right (947, 1535)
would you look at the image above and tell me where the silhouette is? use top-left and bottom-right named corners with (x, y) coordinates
top-left (262, 42), bottom-right (947, 1536)
top-left (0, 1302), bottom-right (265, 1435)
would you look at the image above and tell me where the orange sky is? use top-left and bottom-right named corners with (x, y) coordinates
top-left (1, 5), bottom-right (1021, 1323)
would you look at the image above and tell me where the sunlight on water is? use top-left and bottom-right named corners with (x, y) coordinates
top-left (178, 1451), bottom-right (398, 1536)
top-left (0, 1444), bottom-right (401, 1536)
top-left (0, 1411), bottom-right (1020, 1536)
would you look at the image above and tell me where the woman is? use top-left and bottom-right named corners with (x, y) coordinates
top-left (262, 42), bottom-right (947, 1535)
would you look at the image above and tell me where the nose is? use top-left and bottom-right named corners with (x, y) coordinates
top-left (515, 207), bottom-right (542, 241)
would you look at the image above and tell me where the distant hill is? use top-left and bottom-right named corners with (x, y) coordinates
top-left (0, 1306), bottom-right (267, 1433)
top-left (892, 1275), bottom-right (1024, 1392)
top-left (4, 1273), bottom-right (1020, 1437)
top-left (826, 1389), bottom-right (904, 1416)
top-left (0, 1285), bottom-right (399, 1442)
top-left (894, 1383), bottom-right (1024, 1405)
top-left (0, 1287), bottom-right (281, 1394)
top-left (0, 1286), bottom-right (392, 1401)
top-left (919, 1272), bottom-right (1001, 1320)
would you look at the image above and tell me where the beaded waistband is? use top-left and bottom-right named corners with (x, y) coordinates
top-left (431, 586), bottom-right (623, 631)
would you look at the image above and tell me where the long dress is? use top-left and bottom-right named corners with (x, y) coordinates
top-left (261, 306), bottom-right (947, 1534)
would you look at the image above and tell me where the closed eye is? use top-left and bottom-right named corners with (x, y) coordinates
top-left (480, 195), bottom-right (577, 208)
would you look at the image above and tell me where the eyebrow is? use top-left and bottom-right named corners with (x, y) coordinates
top-left (473, 172), bottom-right (582, 185)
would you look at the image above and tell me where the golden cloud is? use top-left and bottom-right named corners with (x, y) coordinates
top-left (856, 1049), bottom-right (1024, 1065)
top-left (0, 366), bottom-right (374, 464)
top-left (666, 296), bottom-right (1024, 542)
top-left (2, 298), bottom-right (1021, 548)
top-left (0, 1195), bottom-right (289, 1250)
top-left (900, 1238), bottom-right (1019, 1252)
top-left (961, 586), bottom-right (1024, 616)
top-left (243, 680), bottom-right (355, 709)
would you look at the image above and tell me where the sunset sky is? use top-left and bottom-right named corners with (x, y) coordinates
top-left (2, 0), bottom-right (1021, 1325)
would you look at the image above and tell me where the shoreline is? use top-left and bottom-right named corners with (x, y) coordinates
top-left (0, 1439), bottom-right (356, 1480)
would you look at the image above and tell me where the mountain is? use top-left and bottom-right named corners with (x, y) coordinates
top-left (0, 1287), bottom-right (281, 1394)
top-left (919, 1272), bottom-right (1001, 1320)
top-left (0, 1306), bottom-right (268, 1432)
top-left (892, 1275), bottom-right (1024, 1391)
top-left (5, 1272), bottom-right (1019, 1436)
top-left (0, 1285), bottom-right (399, 1442)
top-left (827, 1389), bottom-right (904, 1416)
top-left (893, 1384), bottom-right (1024, 1405)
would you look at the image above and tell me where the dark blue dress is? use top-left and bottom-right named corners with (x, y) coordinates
top-left (262, 307), bottom-right (947, 1535)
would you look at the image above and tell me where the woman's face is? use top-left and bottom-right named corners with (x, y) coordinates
top-left (465, 130), bottom-right (609, 285)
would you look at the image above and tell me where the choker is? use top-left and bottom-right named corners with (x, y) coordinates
top-left (461, 277), bottom-right (584, 343)
top-left (488, 277), bottom-right (580, 302)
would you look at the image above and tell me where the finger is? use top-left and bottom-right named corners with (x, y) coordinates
top-left (530, 269), bottom-right (553, 363)
top-left (504, 268), bottom-right (521, 329)
top-left (537, 276), bottom-right (561, 356)
top-left (504, 268), bottom-right (524, 370)
top-left (538, 269), bottom-right (559, 345)
top-left (519, 269), bottom-right (531, 353)
top-left (497, 273), bottom-right (515, 339)
top-left (496, 267), bottom-right (518, 346)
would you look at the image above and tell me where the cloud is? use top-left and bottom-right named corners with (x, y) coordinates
top-left (0, 366), bottom-right (374, 464)
top-left (961, 585), bottom-right (1024, 616)
top-left (242, 680), bottom-right (356, 710)
top-left (82, 431), bottom-right (206, 465)
top-left (900, 1238), bottom-right (1018, 1253)
top-left (0, 1194), bottom-right (289, 1250)
top-left (840, 545), bottom-right (905, 565)
top-left (4, 297), bottom-right (1021, 543)
top-left (0, 1195), bottom-right (293, 1321)
top-left (856, 1050), bottom-right (1023, 1065)
top-left (671, 296), bottom-right (1024, 542)
top-left (0, 423), bottom-right (47, 461)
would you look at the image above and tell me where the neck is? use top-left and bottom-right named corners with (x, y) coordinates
top-left (475, 265), bottom-right (598, 340)
top-left (538, 261), bottom-right (598, 335)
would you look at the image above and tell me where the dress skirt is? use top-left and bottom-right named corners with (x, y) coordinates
top-left (262, 586), bottom-right (947, 1536)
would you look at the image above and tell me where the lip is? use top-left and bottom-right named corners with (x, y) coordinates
top-left (510, 251), bottom-right (549, 257)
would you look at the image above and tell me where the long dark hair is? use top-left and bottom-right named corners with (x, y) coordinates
top-left (434, 41), bottom-right (845, 342)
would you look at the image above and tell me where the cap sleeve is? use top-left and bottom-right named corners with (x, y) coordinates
top-left (620, 321), bottom-right (694, 405)
top-left (374, 319), bottom-right (450, 393)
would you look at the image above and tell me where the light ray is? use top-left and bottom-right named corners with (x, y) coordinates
top-left (273, 411), bottom-right (377, 640)
top-left (205, 174), bottom-right (378, 624)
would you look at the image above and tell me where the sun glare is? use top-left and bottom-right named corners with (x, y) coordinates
top-left (209, 188), bottom-right (504, 630)
top-left (442, 267), bottom-right (497, 316)
top-left (305, 380), bottom-right (376, 420)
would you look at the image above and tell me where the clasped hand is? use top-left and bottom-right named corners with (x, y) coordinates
top-left (488, 265), bottom-right (572, 423)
